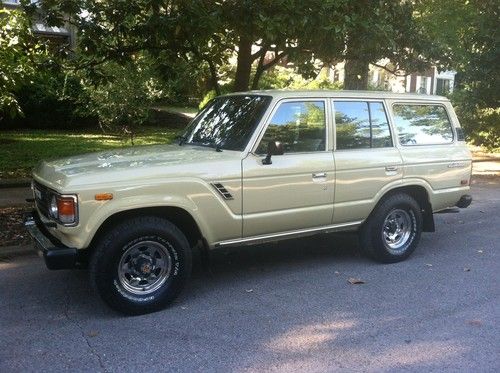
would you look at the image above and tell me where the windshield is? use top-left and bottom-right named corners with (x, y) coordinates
top-left (182, 95), bottom-right (272, 151)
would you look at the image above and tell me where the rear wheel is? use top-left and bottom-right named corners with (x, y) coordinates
top-left (90, 216), bottom-right (192, 315)
top-left (359, 193), bottom-right (422, 263)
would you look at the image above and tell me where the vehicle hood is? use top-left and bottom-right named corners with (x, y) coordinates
top-left (33, 144), bottom-right (242, 189)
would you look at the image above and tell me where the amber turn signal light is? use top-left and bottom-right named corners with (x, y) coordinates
top-left (95, 193), bottom-right (113, 201)
top-left (56, 196), bottom-right (77, 224)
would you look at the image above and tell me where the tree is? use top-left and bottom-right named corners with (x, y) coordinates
top-left (417, 0), bottom-right (499, 148)
top-left (34, 0), bottom-right (348, 93)
top-left (341, 0), bottom-right (440, 90)
top-left (0, 9), bottom-right (49, 120)
top-left (417, 0), bottom-right (499, 107)
top-left (33, 0), bottom-right (451, 94)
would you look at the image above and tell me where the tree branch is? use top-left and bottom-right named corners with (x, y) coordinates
top-left (370, 62), bottom-right (408, 77)
top-left (251, 50), bottom-right (288, 89)
top-left (261, 50), bottom-right (287, 71)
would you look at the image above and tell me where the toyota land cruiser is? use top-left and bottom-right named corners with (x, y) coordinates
top-left (25, 90), bottom-right (472, 314)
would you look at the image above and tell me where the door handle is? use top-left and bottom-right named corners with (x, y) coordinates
top-left (312, 172), bottom-right (327, 179)
top-left (385, 166), bottom-right (398, 172)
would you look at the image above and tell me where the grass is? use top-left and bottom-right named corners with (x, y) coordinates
top-left (0, 127), bottom-right (180, 179)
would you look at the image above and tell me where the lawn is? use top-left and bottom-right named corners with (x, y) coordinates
top-left (0, 127), bottom-right (180, 179)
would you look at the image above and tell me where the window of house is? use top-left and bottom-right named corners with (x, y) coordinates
top-left (257, 101), bottom-right (326, 154)
top-left (392, 104), bottom-right (453, 145)
top-left (416, 76), bottom-right (430, 94)
top-left (436, 79), bottom-right (451, 95)
top-left (334, 101), bottom-right (392, 150)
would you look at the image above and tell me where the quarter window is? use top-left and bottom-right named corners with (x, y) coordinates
top-left (257, 101), bottom-right (326, 154)
top-left (334, 101), bottom-right (392, 150)
top-left (392, 104), bottom-right (453, 145)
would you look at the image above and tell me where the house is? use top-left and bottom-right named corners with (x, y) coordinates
top-left (2, 0), bottom-right (76, 48)
top-left (327, 60), bottom-right (456, 95)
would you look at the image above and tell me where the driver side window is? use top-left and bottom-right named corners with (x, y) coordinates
top-left (256, 101), bottom-right (326, 154)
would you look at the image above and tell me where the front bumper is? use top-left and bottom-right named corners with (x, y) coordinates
top-left (24, 211), bottom-right (78, 270)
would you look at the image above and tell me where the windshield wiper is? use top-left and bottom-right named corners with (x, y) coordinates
top-left (206, 140), bottom-right (223, 152)
top-left (176, 135), bottom-right (187, 146)
top-left (187, 139), bottom-right (223, 152)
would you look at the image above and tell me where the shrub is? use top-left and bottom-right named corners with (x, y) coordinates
top-left (452, 90), bottom-right (500, 151)
top-left (11, 70), bottom-right (96, 129)
top-left (81, 57), bottom-right (166, 131)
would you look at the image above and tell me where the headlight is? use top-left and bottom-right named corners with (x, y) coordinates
top-left (49, 193), bottom-right (78, 226)
top-left (49, 196), bottom-right (59, 218)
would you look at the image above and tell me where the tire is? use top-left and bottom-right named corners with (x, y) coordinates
top-left (90, 216), bottom-right (192, 315)
top-left (359, 193), bottom-right (422, 263)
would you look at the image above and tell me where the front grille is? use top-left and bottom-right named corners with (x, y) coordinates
top-left (33, 181), bottom-right (52, 218)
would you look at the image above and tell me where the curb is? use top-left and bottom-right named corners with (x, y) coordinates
top-left (0, 179), bottom-right (31, 189)
top-left (0, 244), bottom-right (34, 258)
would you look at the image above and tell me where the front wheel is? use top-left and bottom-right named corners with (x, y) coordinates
top-left (90, 216), bottom-right (192, 315)
top-left (359, 193), bottom-right (422, 263)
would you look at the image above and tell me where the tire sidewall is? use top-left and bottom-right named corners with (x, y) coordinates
top-left (92, 219), bottom-right (191, 314)
top-left (378, 201), bottom-right (419, 256)
top-left (365, 194), bottom-right (423, 262)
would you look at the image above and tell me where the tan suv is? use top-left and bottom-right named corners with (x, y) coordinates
top-left (25, 90), bottom-right (472, 314)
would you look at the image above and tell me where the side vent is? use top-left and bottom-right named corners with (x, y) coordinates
top-left (212, 183), bottom-right (233, 200)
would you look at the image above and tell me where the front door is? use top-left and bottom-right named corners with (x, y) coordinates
top-left (242, 99), bottom-right (335, 237)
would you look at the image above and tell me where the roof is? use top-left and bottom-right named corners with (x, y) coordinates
top-left (224, 89), bottom-right (449, 102)
top-left (33, 23), bottom-right (70, 37)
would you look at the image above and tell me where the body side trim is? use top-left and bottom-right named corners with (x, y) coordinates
top-left (214, 220), bottom-right (362, 247)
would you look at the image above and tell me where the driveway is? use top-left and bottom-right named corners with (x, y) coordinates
top-left (0, 178), bottom-right (498, 372)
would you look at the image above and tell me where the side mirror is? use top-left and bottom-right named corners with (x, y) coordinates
top-left (262, 141), bottom-right (284, 165)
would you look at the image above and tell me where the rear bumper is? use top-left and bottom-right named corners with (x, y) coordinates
top-left (24, 211), bottom-right (78, 270)
top-left (455, 194), bottom-right (472, 209)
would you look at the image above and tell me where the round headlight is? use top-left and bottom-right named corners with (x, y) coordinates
top-left (49, 195), bottom-right (58, 218)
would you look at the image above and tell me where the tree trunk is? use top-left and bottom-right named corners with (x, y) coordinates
top-left (206, 58), bottom-right (221, 95)
top-left (344, 59), bottom-right (369, 90)
top-left (233, 35), bottom-right (253, 92)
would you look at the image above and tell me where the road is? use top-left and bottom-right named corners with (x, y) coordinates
top-left (1, 178), bottom-right (499, 372)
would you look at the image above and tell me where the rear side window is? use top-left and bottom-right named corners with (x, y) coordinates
top-left (334, 101), bottom-right (392, 150)
top-left (392, 104), bottom-right (453, 145)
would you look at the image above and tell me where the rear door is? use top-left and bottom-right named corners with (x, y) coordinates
top-left (332, 99), bottom-right (403, 224)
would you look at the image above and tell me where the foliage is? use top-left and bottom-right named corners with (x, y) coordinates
top-left (452, 91), bottom-right (500, 149)
top-left (340, 0), bottom-right (440, 89)
top-left (198, 84), bottom-right (234, 110)
top-left (198, 90), bottom-right (218, 110)
top-left (260, 66), bottom-right (344, 90)
top-left (0, 9), bottom-right (49, 119)
top-left (79, 55), bottom-right (166, 130)
top-left (0, 127), bottom-right (179, 179)
top-left (32, 0), bottom-right (353, 92)
top-left (417, 0), bottom-right (499, 107)
top-left (9, 68), bottom-right (95, 129)
top-left (418, 0), bottom-right (499, 149)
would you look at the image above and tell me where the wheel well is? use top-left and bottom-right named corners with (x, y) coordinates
top-left (89, 207), bottom-right (203, 249)
top-left (379, 185), bottom-right (435, 232)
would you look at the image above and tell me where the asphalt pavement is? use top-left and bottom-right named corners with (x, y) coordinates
top-left (0, 178), bottom-right (499, 372)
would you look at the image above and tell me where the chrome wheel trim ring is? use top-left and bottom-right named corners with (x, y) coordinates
top-left (117, 240), bottom-right (172, 295)
top-left (382, 209), bottom-right (415, 254)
